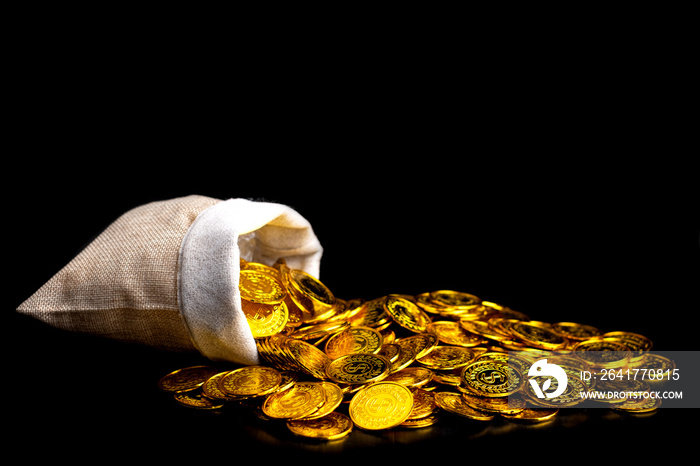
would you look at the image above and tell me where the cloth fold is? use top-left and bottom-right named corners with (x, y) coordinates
top-left (16, 195), bottom-right (323, 365)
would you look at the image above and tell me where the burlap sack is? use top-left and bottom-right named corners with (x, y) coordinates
top-left (16, 195), bottom-right (323, 365)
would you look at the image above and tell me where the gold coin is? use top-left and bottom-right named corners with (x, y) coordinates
top-left (220, 365), bottom-right (282, 397)
top-left (427, 321), bottom-right (485, 347)
top-left (429, 290), bottom-right (481, 310)
top-left (239, 270), bottom-right (286, 304)
top-left (395, 333), bottom-right (439, 359)
top-left (292, 321), bottom-right (350, 341)
top-left (571, 338), bottom-right (631, 368)
top-left (325, 353), bottom-right (391, 385)
top-left (349, 382), bottom-right (414, 430)
top-left (510, 321), bottom-right (569, 350)
top-left (501, 408), bottom-right (559, 422)
top-left (285, 269), bottom-right (336, 318)
top-left (285, 339), bottom-right (331, 379)
top-left (461, 392), bottom-right (526, 414)
top-left (202, 371), bottom-right (238, 400)
top-left (434, 392), bottom-right (495, 421)
top-left (384, 366), bottom-right (434, 388)
top-left (551, 322), bottom-right (603, 341)
top-left (242, 300), bottom-right (289, 338)
top-left (286, 411), bottom-right (353, 440)
top-left (324, 326), bottom-right (383, 360)
top-left (612, 396), bottom-right (662, 413)
top-left (348, 297), bottom-right (391, 328)
top-left (304, 381), bottom-right (344, 419)
top-left (460, 360), bottom-right (524, 397)
top-left (173, 389), bottom-right (225, 410)
top-left (384, 296), bottom-right (432, 333)
top-left (241, 260), bottom-right (282, 279)
top-left (262, 382), bottom-right (326, 419)
top-left (407, 388), bottom-right (437, 419)
top-left (400, 412), bottom-right (440, 428)
top-left (525, 375), bottom-right (588, 408)
top-left (630, 353), bottom-right (675, 384)
top-left (459, 320), bottom-right (509, 342)
top-left (602, 331), bottom-right (653, 362)
top-left (378, 343), bottom-right (401, 363)
top-left (416, 345), bottom-right (475, 370)
top-left (158, 366), bottom-right (219, 393)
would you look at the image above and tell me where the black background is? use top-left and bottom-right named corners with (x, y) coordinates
top-left (4, 25), bottom-right (697, 463)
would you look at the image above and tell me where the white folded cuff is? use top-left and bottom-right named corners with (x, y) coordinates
top-left (177, 198), bottom-right (323, 365)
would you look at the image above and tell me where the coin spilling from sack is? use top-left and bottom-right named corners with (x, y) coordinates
top-left (159, 258), bottom-right (666, 440)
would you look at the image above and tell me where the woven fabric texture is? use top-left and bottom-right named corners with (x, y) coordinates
top-left (16, 195), bottom-right (324, 365)
top-left (17, 195), bottom-right (220, 351)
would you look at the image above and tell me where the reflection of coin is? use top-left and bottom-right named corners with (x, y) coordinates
top-left (461, 360), bottom-right (524, 397)
top-left (326, 353), bottom-right (391, 385)
top-left (501, 408), bottom-right (558, 422)
top-left (220, 365), bottom-right (282, 397)
top-left (349, 382), bottom-right (414, 430)
top-left (262, 382), bottom-right (326, 419)
top-left (239, 270), bottom-right (286, 304)
top-left (158, 366), bottom-right (219, 393)
top-left (286, 411), bottom-right (353, 440)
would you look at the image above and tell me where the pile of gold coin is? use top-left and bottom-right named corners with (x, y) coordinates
top-left (158, 259), bottom-right (670, 440)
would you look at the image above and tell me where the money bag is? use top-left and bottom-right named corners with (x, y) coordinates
top-left (16, 195), bottom-right (323, 365)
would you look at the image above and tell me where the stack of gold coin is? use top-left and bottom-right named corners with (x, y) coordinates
top-left (159, 265), bottom-right (663, 439)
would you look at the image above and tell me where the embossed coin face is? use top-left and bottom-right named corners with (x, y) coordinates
top-left (427, 321), bottom-right (485, 347)
top-left (158, 366), bottom-right (219, 393)
top-left (325, 353), bottom-right (391, 384)
top-left (461, 360), bottom-right (524, 397)
top-left (384, 296), bottom-right (431, 333)
top-left (416, 345), bottom-right (475, 370)
top-left (220, 366), bottom-right (282, 397)
top-left (242, 300), bottom-right (289, 338)
top-left (571, 338), bottom-right (631, 368)
top-left (288, 269), bottom-right (335, 305)
top-left (383, 366), bottom-right (434, 388)
top-left (510, 321), bottom-right (568, 350)
top-left (349, 382), bottom-right (414, 430)
top-left (262, 382), bottom-right (326, 419)
top-left (324, 326), bottom-right (383, 359)
top-left (239, 270), bottom-right (286, 304)
top-left (429, 290), bottom-right (481, 309)
top-left (286, 411), bottom-right (353, 440)
top-left (285, 339), bottom-right (331, 380)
